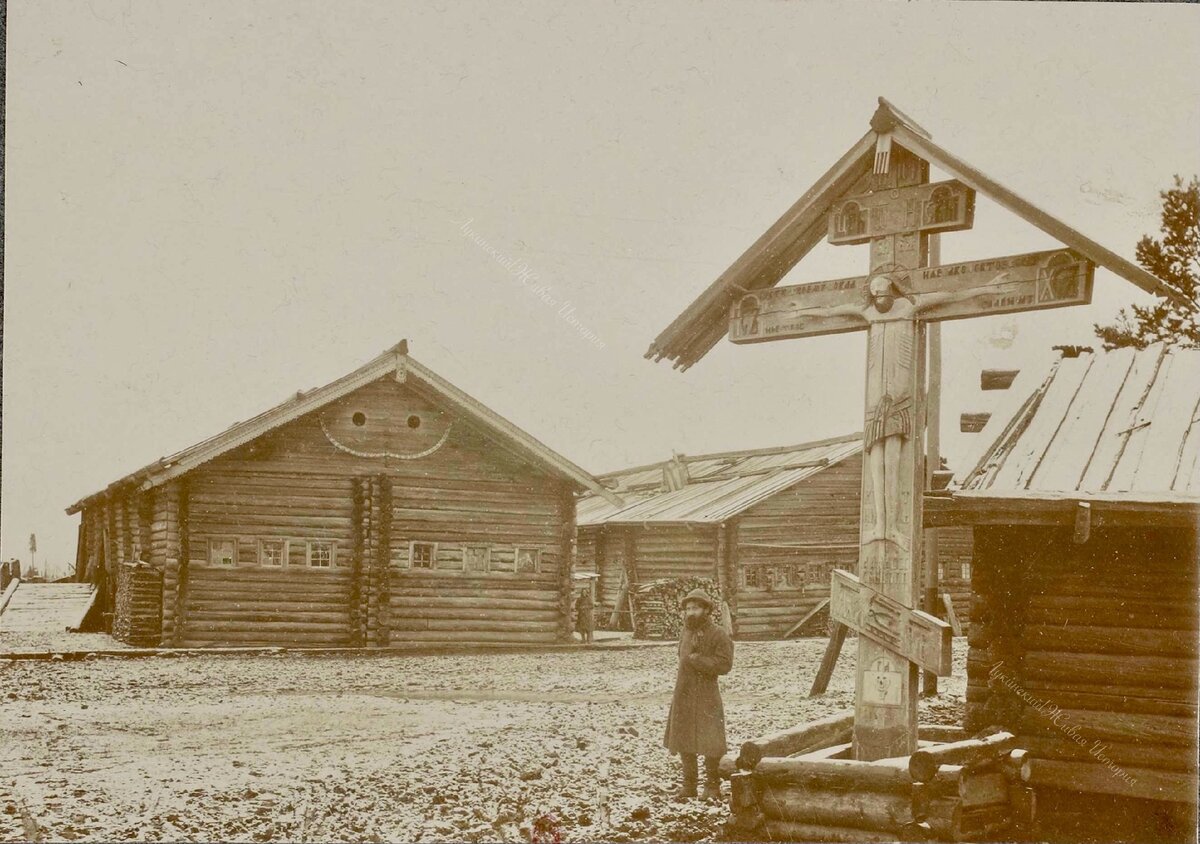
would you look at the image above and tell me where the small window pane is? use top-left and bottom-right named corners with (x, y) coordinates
top-left (210, 539), bottom-right (236, 567)
top-left (515, 547), bottom-right (539, 574)
top-left (309, 541), bottom-right (334, 568)
top-left (411, 542), bottom-right (435, 569)
top-left (465, 545), bottom-right (490, 572)
top-left (260, 539), bottom-right (287, 567)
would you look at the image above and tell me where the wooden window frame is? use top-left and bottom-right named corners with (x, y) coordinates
top-left (514, 546), bottom-right (540, 574)
top-left (464, 544), bottom-right (491, 573)
top-left (306, 539), bottom-right (337, 569)
top-left (258, 538), bottom-right (289, 568)
top-left (410, 541), bottom-right (437, 570)
top-left (209, 537), bottom-right (237, 567)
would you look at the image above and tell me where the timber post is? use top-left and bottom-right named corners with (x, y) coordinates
top-left (172, 480), bottom-right (190, 646)
top-left (373, 473), bottom-right (392, 647)
top-left (349, 477), bottom-right (366, 647)
top-left (558, 488), bottom-right (575, 643)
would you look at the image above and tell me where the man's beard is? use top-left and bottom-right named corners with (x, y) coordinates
top-left (684, 614), bottom-right (707, 630)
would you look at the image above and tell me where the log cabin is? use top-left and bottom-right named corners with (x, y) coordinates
top-left (577, 435), bottom-right (974, 640)
top-left (66, 340), bottom-right (621, 648)
top-left (926, 343), bottom-right (1200, 843)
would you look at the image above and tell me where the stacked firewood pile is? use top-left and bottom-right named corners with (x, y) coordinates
top-left (112, 562), bottom-right (163, 646)
top-left (724, 713), bottom-right (1032, 842)
top-left (630, 577), bottom-right (724, 640)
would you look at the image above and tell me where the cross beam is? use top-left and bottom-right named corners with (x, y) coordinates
top-left (829, 568), bottom-right (952, 676)
top-left (729, 248), bottom-right (1095, 344)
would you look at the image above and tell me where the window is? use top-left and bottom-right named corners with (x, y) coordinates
top-left (743, 566), bottom-right (761, 590)
top-left (464, 545), bottom-right (491, 572)
top-left (307, 540), bottom-right (335, 568)
top-left (209, 538), bottom-right (237, 567)
top-left (410, 541), bottom-right (436, 569)
top-left (961, 562), bottom-right (972, 581)
top-left (260, 539), bottom-right (288, 567)
top-left (515, 547), bottom-right (539, 574)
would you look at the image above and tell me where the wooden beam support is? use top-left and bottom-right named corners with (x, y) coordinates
top-left (783, 597), bottom-right (830, 639)
top-left (809, 622), bottom-right (849, 697)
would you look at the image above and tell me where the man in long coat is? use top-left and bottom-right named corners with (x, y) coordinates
top-left (663, 588), bottom-right (734, 801)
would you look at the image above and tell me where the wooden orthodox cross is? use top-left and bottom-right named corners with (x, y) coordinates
top-left (727, 131), bottom-right (1095, 761)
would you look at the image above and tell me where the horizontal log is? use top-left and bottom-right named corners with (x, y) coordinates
top-left (918, 725), bottom-right (968, 744)
top-left (754, 758), bottom-right (913, 793)
top-left (183, 620), bottom-right (350, 634)
top-left (1021, 681), bottom-right (1198, 718)
top-left (186, 611), bottom-right (350, 625)
top-left (178, 631), bottom-right (351, 646)
top-left (187, 566), bottom-right (352, 583)
top-left (390, 585), bottom-right (558, 601)
top-left (387, 606), bottom-right (560, 621)
top-left (1021, 758), bottom-right (1199, 804)
top-left (733, 711), bottom-right (854, 772)
top-left (932, 803), bottom-right (1011, 842)
top-left (1018, 735), bottom-right (1197, 773)
top-left (390, 596), bottom-right (559, 611)
top-left (386, 629), bottom-right (559, 643)
top-left (1021, 624), bottom-right (1197, 658)
top-left (909, 732), bottom-right (1017, 782)
top-left (187, 597), bottom-right (349, 612)
top-left (389, 618), bottom-right (557, 633)
top-left (1022, 707), bottom-right (1197, 747)
top-left (757, 783), bottom-right (913, 832)
top-left (1022, 652), bottom-right (1198, 690)
top-left (760, 820), bottom-right (898, 843)
top-left (958, 771), bottom-right (1008, 808)
top-left (1027, 597), bottom-right (1195, 624)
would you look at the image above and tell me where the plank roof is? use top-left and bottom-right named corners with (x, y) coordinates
top-left (646, 98), bottom-right (1180, 371)
top-left (578, 433), bottom-right (862, 526)
top-left (955, 344), bottom-right (1200, 503)
top-left (67, 340), bottom-right (622, 514)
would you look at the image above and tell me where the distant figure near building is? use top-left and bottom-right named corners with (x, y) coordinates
top-left (574, 588), bottom-right (594, 644)
top-left (663, 588), bottom-right (734, 801)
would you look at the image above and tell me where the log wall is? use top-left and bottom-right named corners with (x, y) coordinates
top-left (164, 377), bottom-right (574, 647)
top-left (734, 456), bottom-right (862, 639)
top-left (965, 524), bottom-right (1198, 827)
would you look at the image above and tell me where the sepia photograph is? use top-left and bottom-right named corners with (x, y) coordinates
top-left (2, 2), bottom-right (1198, 842)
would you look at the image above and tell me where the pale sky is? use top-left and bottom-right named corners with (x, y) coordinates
top-left (4, 1), bottom-right (1199, 578)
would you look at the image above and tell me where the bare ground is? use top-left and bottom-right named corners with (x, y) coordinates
top-left (0, 638), bottom-right (967, 843)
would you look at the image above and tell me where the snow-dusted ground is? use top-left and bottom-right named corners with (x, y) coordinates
top-left (0, 639), bottom-right (966, 842)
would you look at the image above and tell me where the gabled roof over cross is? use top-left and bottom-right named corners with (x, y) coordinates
top-left (646, 98), bottom-right (1181, 371)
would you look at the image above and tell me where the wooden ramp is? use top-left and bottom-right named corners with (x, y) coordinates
top-left (0, 582), bottom-right (98, 634)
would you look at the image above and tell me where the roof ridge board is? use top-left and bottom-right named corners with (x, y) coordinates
top-left (594, 433), bottom-right (862, 479)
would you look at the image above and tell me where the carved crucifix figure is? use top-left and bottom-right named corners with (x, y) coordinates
top-left (781, 269), bottom-right (1005, 548)
top-left (725, 141), bottom-right (1096, 761)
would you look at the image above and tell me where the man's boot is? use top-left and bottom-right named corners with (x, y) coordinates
top-left (701, 757), bottom-right (722, 802)
top-left (673, 753), bottom-right (698, 800)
